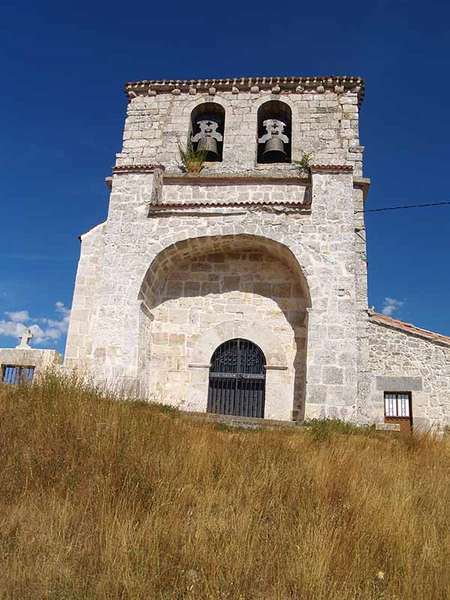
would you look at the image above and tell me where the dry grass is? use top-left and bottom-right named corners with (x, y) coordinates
top-left (1, 375), bottom-right (449, 600)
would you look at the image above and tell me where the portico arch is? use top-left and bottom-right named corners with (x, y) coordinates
top-left (138, 234), bottom-right (311, 420)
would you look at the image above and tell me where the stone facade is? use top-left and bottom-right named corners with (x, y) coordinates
top-left (0, 347), bottom-right (61, 382)
top-left (62, 75), bottom-right (450, 429)
top-left (138, 237), bottom-right (309, 420)
top-left (119, 76), bottom-right (364, 175)
top-left (365, 314), bottom-right (450, 429)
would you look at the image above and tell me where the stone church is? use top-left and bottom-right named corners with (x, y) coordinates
top-left (60, 76), bottom-right (450, 430)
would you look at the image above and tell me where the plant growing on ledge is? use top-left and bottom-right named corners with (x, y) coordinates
top-left (294, 152), bottom-right (314, 175)
top-left (178, 140), bottom-right (207, 173)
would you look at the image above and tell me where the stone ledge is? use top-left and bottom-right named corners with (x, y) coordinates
top-left (0, 347), bottom-right (61, 365)
top-left (376, 375), bottom-right (423, 391)
top-left (147, 200), bottom-right (310, 212)
top-left (310, 164), bottom-right (353, 174)
top-left (163, 173), bottom-right (310, 185)
top-left (353, 176), bottom-right (371, 200)
top-left (113, 164), bottom-right (165, 174)
top-left (106, 170), bottom-right (369, 194)
top-left (124, 75), bottom-right (365, 105)
top-left (182, 410), bottom-right (303, 429)
top-left (376, 423), bottom-right (401, 432)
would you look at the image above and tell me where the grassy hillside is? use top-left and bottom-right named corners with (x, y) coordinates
top-left (1, 376), bottom-right (449, 600)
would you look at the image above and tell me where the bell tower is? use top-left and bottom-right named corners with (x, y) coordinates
top-left (65, 76), bottom-right (370, 422)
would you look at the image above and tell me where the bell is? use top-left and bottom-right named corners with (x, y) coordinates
top-left (262, 136), bottom-right (287, 161)
top-left (197, 136), bottom-right (219, 160)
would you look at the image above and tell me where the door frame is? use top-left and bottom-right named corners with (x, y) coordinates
top-left (384, 391), bottom-right (413, 432)
top-left (207, 338), bottom-right (266, 418)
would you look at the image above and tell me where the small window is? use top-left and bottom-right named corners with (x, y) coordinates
top-left (384, 392), bottom-right (411, 418)
top-left (1, 365), bottom-right (35, 384)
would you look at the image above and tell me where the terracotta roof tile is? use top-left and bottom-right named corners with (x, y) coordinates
top-left (148, 200), bottom-right (309, 211)
top-left (368, 311), bottom-right (450, 347)
top-left (310, 164), bottom-right (353, 173)
top-left (113, 164), bottom-right (165, 173)
top-left (124, 76), bottom-right (365, 105)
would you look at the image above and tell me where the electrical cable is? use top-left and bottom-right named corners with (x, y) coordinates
top-left (355, 201), bottom-right (450, 214)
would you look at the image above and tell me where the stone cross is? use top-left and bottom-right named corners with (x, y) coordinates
top-left (16, 328), bottom-right (33, 349)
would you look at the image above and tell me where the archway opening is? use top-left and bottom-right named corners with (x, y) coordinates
top-left (208, 338), bottom-right (266, 418)
top-left (257, 100), bottom-right (292, 164)
top-left (138, 234), bottom-right (311, 420)
top-left (190, 102), bottom-right (225, 162)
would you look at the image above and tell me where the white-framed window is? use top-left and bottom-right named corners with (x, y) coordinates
top-left (384, 392), bottom-right (411, 418)
top-left (1, 365), bottom-right (35, 385)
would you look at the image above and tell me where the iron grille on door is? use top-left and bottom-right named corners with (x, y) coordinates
top-left (207, 338), bottom-right (266, 418)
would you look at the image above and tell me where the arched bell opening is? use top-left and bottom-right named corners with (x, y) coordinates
top-left (207, 338), bottom-right (266, 418)
top-left (257, 100), bottom-right (292, 164)
top-left (189, 102), bottom-right (225, 162)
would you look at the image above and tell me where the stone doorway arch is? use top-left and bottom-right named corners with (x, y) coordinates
top-left (207, 338), bottom-right (266, 418)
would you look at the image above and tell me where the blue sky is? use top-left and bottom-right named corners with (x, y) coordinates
top-left (0, 0), bottom-right (449, 353)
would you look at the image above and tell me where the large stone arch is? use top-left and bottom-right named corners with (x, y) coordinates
top-left (138, 234), bottom-right (311, 309)
top-left (131, 221), bottom-right (321, 303)
top-left (137, 233), bottom-right (311, 420)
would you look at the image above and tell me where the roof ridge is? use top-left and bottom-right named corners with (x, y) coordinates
top-left (368, 311), bottom-right (450, 347)
top-left (126, 75), bottom-right (364, 83)
top-left (124, 76), bottom-right (365, 105)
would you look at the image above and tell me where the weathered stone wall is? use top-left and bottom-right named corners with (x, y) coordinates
top-left (64, 167), bottom-right (363, 420)
top-left (367, 320), bottom-right (450, 429)
top-left (117, 90), bottom-right (363, 175)
top-left (161, 180), bottom-right (308, 206)
top-left (64, 79), bottom-right (371, 421)
top-left (0, 347), bottom-right (61, 379)
top-left (65, 223), bottom-right (106, 369)
top-left (62, 78), bottom-right (450, 428)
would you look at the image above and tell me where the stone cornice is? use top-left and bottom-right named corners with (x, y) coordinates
top-left (353, 176), bottom-right (371, 201)
top-left (369, 311), bottom-right (450, 348)
top-left (106, 166), bottom-right (368, 191)
top-left (113, 164), bottom-right (165, 174)
top-left (353, 176), bottom-right (370, 189)
top-left (112, 165), bottom-right (352, 178)
top-left (125, 76), bottom-right (365, 105)
top-left (162, 173), bottom-right (310, 185)
top-left (147, 200), bottom-right (310, 211)
top-left (310, 164), bottom-right (353, 174)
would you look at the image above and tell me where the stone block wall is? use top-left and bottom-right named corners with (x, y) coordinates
top-left (0, 347), bottom-right (62, 381)
top-left (64, 77), bottom-right (371, 421)
top-left (64, 223), bottom-right (106, 369)
top-left (61, 76), bottom-right (450, 429)
top-left (65, 166), bottom-right (364, 420)
top-left (140, 249), bottom-right (308, 420)
top-left (366, 318), bottom-right (450, 429)
top-left (161, 180), bottom-right (308, 206)
top-left (117, 84), bottom-right (363, 175)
